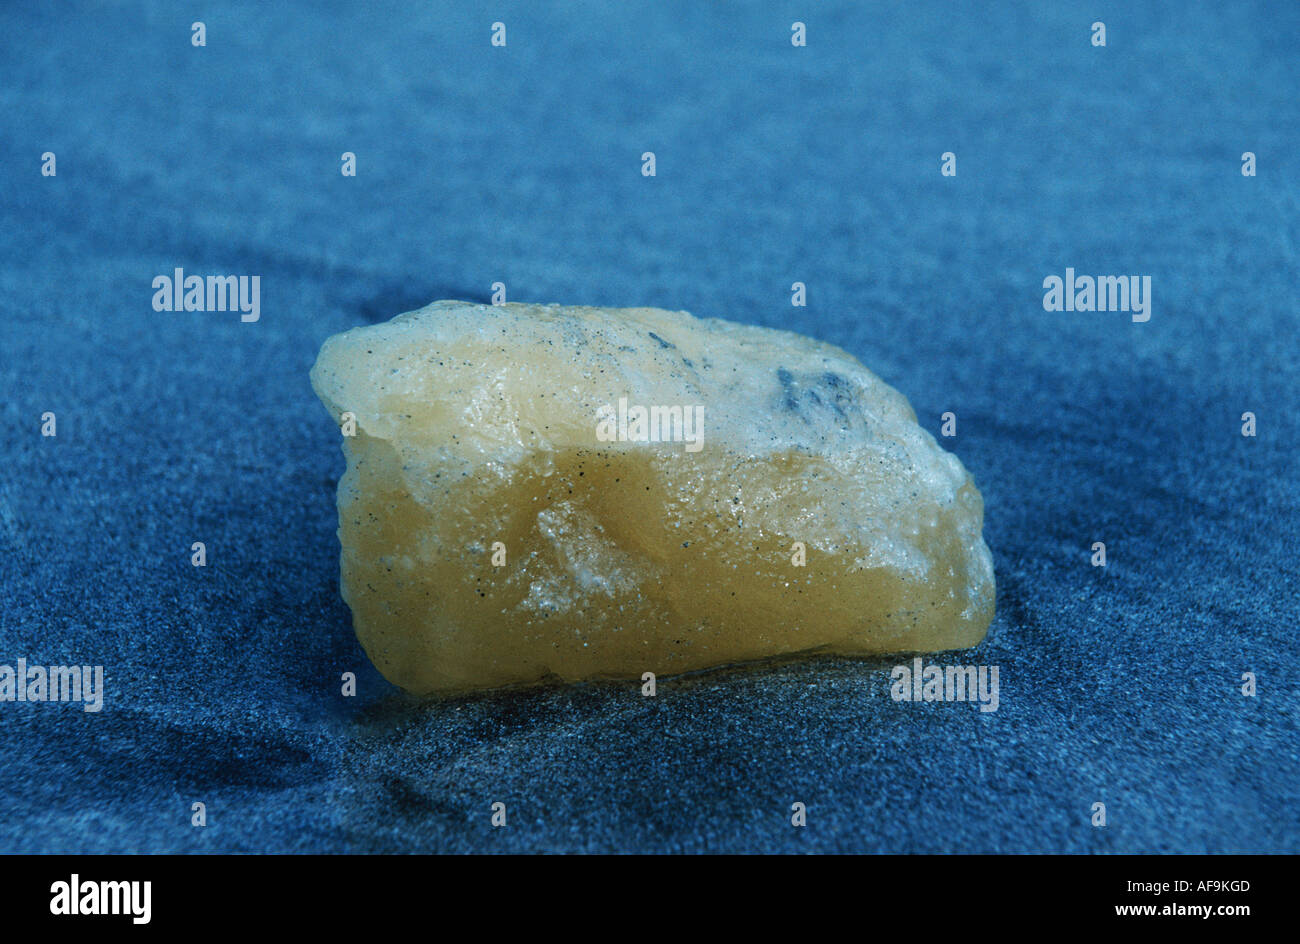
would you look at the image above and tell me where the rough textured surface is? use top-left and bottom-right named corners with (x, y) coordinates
top-left (311, 302), bottom-right (994, 693)
top-left (1, 1), bottom-right (1297, 853)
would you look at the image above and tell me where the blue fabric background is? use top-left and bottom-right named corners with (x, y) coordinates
top-left (1, 1), bottom-right (1296, 853)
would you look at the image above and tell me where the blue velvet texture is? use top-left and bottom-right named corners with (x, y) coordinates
top-left (1, 1), bottom-right (1296, 853)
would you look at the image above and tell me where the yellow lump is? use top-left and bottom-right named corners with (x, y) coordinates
top-left (310, 301), bottom-right (995, 695)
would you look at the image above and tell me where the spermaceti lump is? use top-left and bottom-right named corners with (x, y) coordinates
top-left (310, 301), bottom-right (995, 695)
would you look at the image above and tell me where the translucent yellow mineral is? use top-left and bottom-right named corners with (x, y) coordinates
top-left (311, 301), bottom-right (994, 695)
